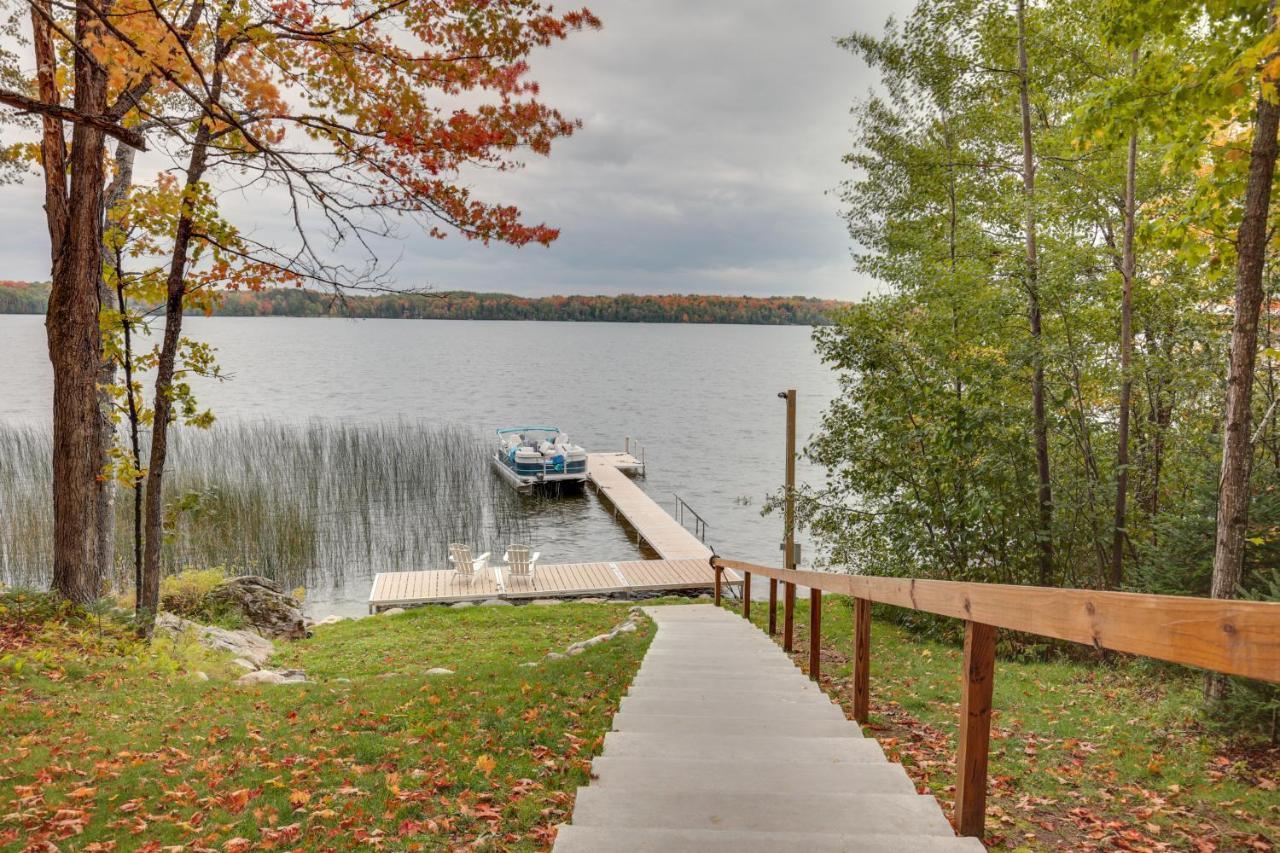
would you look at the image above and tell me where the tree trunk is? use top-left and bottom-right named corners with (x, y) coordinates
top-left (95, 142), bottom-right (136, 592)
top-left (1017, 0), bottom-right (1054, 586)
top-left (138, 67), bottom-right (221, 629)
top-left (1207, 86), bottom-right (1280, 700)
top-left (44, 1), bottom-right (110, 604)
top-left (1110, 116), bottom-right (1138, 590)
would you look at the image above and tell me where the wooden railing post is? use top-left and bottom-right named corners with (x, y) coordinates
top-left (852, 597), bottom-right (871, 724)
top-left (955, 621), bottom-right (996, 840)
top-left (714, 564), bottom-right (722, 607)
top-left (743, 571), bottom-right (752, 620)
top-left (808, 588), bottom-right (821, 680)
top-left (783, 582), bottom-right (795, 652)
top-left (768, 578), bottom-right (778, 635)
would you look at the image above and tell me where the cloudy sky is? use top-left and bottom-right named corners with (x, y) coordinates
top-left (0, 0), bottom-right (911, 299)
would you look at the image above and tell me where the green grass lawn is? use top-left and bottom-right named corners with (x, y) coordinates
top-left (0, 599), bottom-right (654, 850)
top-left (731, 594), bottom-right (1278, 851)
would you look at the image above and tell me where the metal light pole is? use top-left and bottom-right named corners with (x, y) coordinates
top-left (778, 389), bottom-right (796, 650)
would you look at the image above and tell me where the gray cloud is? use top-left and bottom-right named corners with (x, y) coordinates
top-left (0, 0), bottom-right (911, 299)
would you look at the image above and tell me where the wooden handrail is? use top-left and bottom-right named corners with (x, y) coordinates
top-left (711, 556), bottom-right (1280, 840)
top-left (713, 558), bottom-right (1280, 682)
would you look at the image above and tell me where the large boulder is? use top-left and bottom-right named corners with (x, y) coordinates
top-left (154, 612), bottom-right (275, 666)
top-left (200, 576), bottom-right (309, 640)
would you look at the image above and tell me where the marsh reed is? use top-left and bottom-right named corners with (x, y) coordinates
top-left (0, 420), bottom-right (530, 595)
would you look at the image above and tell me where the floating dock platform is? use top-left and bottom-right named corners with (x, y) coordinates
top-left (368, 558), bottom-right (722, 610)
top-left (369, 450), bottom-right (731, 611)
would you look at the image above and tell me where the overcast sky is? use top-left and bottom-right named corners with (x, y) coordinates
top-left (0, 0), bottom-right (911, 300)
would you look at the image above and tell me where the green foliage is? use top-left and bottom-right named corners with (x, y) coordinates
top-left (158, 566), bottom-right (235, 623)
top-left (803, 0), bottom-right (1280, 731)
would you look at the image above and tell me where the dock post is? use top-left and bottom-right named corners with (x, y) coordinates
top-left (714, 564), bottom-right (722, 606)
top-left (768, 578), bottom-right (778, 635)
top-left (852, 597), bottom-right (871, 723)
top-left (743, 572), bottom-right (752, 620)
top-left (780, 388), bottom-right (797, 653)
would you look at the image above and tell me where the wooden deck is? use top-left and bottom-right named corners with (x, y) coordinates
top-left (369, 452), bottom-right (725, 610)
top-left (586, 454), bottom-right (712, 560)
top-left (368, 558), bottom-right (725, 610)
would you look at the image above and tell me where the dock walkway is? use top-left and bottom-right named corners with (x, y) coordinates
top-left (586, 453), bottom-right (711, 560)
top-left (553, 604), bottom-right (983, 852)
top-left (370, 452), bottom-right (723, 609)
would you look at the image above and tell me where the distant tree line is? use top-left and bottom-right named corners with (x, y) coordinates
top-left (1, 281), bottom-right (842, 325)
top-left (0, 281), bottom-right (49, 313)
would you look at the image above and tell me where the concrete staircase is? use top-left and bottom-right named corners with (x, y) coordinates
top-left (553, 604), bottom-right (985, 852)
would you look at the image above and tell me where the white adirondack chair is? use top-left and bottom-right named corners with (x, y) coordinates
top-left (503, 544), bottom-right (540, 587)
top-left (449, 543), bottom-right (490, 586)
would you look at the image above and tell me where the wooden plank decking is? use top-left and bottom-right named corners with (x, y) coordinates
top-left (586, 454), bottom-right (712, 561)
top-left (369, 452), bottom-right (724, 610)
top-left (369, 558), bottom-right (726, 610)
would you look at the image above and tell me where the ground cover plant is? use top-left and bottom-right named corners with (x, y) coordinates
top-left (0, 595), bottom-right (651, 850)
top-left (735, 596), bottom-right (1278, 851)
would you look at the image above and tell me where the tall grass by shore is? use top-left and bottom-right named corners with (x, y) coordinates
top-left (0, 420), bottom-right (530, 596)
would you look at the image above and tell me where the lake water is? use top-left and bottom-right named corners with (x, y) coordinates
top-left (0, 315), bottom-right (838, 614)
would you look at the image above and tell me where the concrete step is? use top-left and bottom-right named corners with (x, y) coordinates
top-left (625, 683), bottom-right (828, 700)
top-left (600, 731), bottom-right (885, 762)
top-left (636, 659), bottom-right (798, 672)
top-left (554, 826), bottom-right (985, 852)
top-left (588, 756), bottom-right (909, 793)
top-left (620, 686), bottom-right (841, 708)
top-left (618, 697), bottom-right (847, 720)
top-left (610, 712), bottom-right (862, 737)
top-left (628, 676), bottom-right (821, 692)
top-left (569, 789), bottom-right (954, 835)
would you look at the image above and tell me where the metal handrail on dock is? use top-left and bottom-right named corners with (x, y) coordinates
top-left (673, 494), bottom-right (710, 544)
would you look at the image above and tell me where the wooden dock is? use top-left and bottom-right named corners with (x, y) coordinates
top-left (368, 452), bottom-right (728, 610)
top-left (586, 454), bottom-right (712, 561)
top-left (369, 558), bottom-right (723, 610)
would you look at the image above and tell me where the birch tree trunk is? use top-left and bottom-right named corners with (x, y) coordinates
top-left (1207, 85), bottom-right (1280, 700)
top-left (1110, 116), bottom-right (1138, 590)
top-left (1017, 0), bottom-right (1054, 586)
top-left (95, 142), bottom-right (136, 592)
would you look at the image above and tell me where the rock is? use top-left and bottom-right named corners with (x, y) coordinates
top-left (567, 647), bottom-right (585, 656)
top-left (479, 599), bottom-right (512, 607)
top-left (578, 597), bottom-right (608, 604)
top-left (313, 615), bottom-right (344, 626)
top-left (192, 671), bottom-right (209, 681)
top-left (518, 662), bottom-right (539, 668)
top-left (545, 652), bottom-right (566, 661)
top-left (585, 634), bottom-right (610, 646)
top-left (450, 601), bottom-right (475, 609)
top-left (237, 669), bottom-right (307, 686)
top-left (155, 612), bottom-right (276, 666)
top-left (615, 622), bottom-right (638, 634)
top-left (200, 576), bottom-right (308, 640)
top-left (530, 599), bottom-right (562, 606)
top-left (426, 667), bottom-right (454, 676)
top-left (381, 607), bottom-right (406, 616)
top-left (231, 657), bottom-right (258, 671)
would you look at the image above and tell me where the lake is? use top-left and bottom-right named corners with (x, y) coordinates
top-left (0, 315), bottom-right (838, 614)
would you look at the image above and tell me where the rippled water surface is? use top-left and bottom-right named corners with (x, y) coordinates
top-left (1, 315), bottom-right (837, 614)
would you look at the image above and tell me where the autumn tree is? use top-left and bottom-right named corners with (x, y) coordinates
top-left (1, 0), bottom-right (599, 612)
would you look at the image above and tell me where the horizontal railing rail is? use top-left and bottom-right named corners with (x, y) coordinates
top-left (710, 556), bottom-right (1280, 840)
